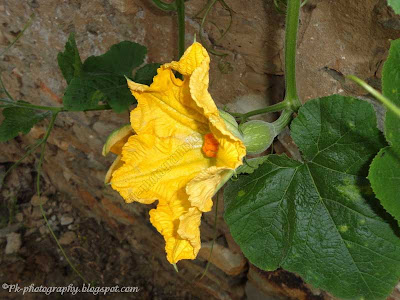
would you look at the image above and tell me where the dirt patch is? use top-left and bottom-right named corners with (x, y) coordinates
top-left (0, 166), bottom-right (203, 300)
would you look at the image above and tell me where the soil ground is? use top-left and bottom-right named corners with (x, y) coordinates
top-left (0, 165), bottom-right (199, 300)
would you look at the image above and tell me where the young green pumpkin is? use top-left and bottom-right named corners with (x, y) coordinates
top-left (239, 110), bottom-right (292, 155)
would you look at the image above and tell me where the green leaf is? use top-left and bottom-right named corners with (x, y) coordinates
top-left (57, 33), bottom-right (83, 84)
top-left (369, 147), bottom-right (400, 225)
top-left (235, 156), bottom-right (269, 175)
top-left (62, 78), bottom-right (106, 111)
top-left (0, 106), bottom-right (50, 142)
top-left (224, 95), bottom-right (400, 300)
top-left (84, 41), bottom-right (146, 77)
top-left (387, 0), bottom-right (400, 14)
top-left (367, 39), bottom-right (400, 226)
top-left (382, 39), bottom-right (400, 150)
top-left (61, 41), bottom-right (147, 113)
top-left (133, 63), bottom-right (161, 86)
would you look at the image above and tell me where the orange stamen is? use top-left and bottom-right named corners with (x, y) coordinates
top-left (202, 133), bottom-right (219, 158)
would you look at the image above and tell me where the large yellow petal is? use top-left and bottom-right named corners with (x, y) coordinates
top-left (186, 167), bottom-right (233, 212)
top-left (114, 43), bottom-right (244, 205)
top-left (164, 42), bottom-right (209, 77)
top-left (127, 69), bottom-right (209, 137)
top-left (111, 132), bottom-right (212, 204)
top-left (149, 194), bottom-right (201, 264)
top-left (184, 43), bottom-right (246, 169)
top-left (212, 123), bottom-right (246, 169)
top-left (177, 207), bottom-right (202, 253)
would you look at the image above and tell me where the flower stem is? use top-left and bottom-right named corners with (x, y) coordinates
top-left (176, 0), bottom-right (185, 59)
top-left (348, 75), bottom-right (400, 118)
top-left (228, 101), bottom-right (289, 121)
top-left (227, 0), bottom-right (302, 120)
top-left (284, 0), bottom-right (302, 111)
top-left (272, 109), bottom-right (293, 132)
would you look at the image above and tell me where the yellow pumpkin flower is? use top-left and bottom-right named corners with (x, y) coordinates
top-left (109, 42), bottom-right (246, 264)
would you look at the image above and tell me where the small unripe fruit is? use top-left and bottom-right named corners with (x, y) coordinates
top-left (239, 120), bottom-right (276, 155)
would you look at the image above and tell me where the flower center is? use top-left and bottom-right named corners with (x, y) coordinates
top-left (202, 133), bottom-right (219, 158)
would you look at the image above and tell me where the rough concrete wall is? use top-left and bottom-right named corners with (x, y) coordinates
top-left (1, 0), bottom-right (400, 299)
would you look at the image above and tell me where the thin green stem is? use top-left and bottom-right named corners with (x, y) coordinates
top-left (200, 0), bottom-right (218, 37)
top-left (348, 75), bottom-right (400, 118)
top-left (228, 101), bottom-right (290, 121)
top-left (198, 0), bottom-right (228, 57)
top-left (0, 139), bottom-right (45, 188)
top-left (221, 0), bottom-right (302, 121)
top-left (0, 75), bottom-right (15, 101)
top-left (35, 112), bottom-right (58, 188)
top-left (176, 0), bottom-right (185, 59)
top-left (0, 99), bottom-right (112, 113)
top-left (36, 112), bottom-right (88, 284)
top-left (284, 0), bottom-right (301, 111)
top-left (0, 14), bottom-right (35, 57)
top-left (151, 0), bottom-right (177, 11)
top-left (272, 109), bottom-right (293, 132)
top-left (216, 0), bottom-right (233, 42)
top-left (0, 99), bottom-right (64, 112)
top-left (274, 0), bottom-right (308, 15)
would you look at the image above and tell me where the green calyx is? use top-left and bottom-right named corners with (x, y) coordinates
top-left (239, 110), bottom-right (293, 155)
top-left (219, 109), bottom-right (243, 140)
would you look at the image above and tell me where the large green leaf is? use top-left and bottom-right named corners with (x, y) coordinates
top-left (62, 79), bottom-right (107, 111)
top-left (59, 38), bottom-right (147, 113)
top-left (133, 63), bottom-right (161, 86)
top-left (382, 38), bottom-right (400, 150)
top-left (81, 41), bottom-right (146, 113)
top-left (388, 0), bottom-right (400, 14)
top-left (369, 147), bottom-right (400, 225)
top-left (368, 38), bottom-right (400, 225)
top-left (0, 106), bottom-right (50, 142)
top-left (84, 41), bottom-right (146, 77)
top-left (57, 33), bottom-right (83, 84)
top-left (224, 95), bottom-right (400, 300)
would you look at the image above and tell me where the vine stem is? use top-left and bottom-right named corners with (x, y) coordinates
top-left (36, 112), bottom-right (88, 284)
top-left (348, 75), bottom-right (400, 118)
top-left (284, 0), bottom-right (302, 111)
top-left (0, 14), bottom-right (35, 57)
top-left (228, 101), bottom-right (289, 121)
top-left (272, 109), bottom-right (293, 132)
top-left (0, 99), bottom-right (112, 113)
top-left (224, 0), bottom-right (302, 120)
top-left (176, 0), bottom-right (185, 59)
top-left (197, 0), bottom-right (228, 56)
top-left (36, 112), bottom-right (58, 193)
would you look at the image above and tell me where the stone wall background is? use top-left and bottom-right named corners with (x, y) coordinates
top-left (1, 0), bottom-right (400, 299)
